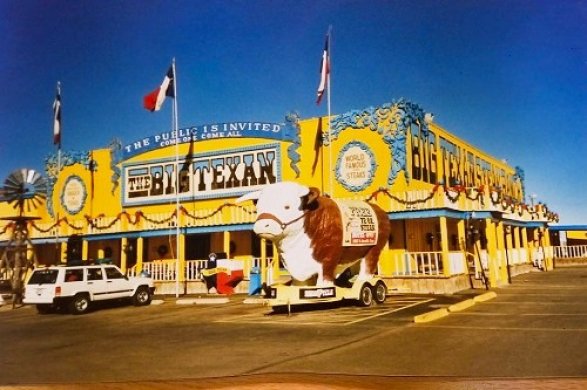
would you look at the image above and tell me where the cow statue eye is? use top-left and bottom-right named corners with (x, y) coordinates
top-left (284, 205), bottom-right (290, 210)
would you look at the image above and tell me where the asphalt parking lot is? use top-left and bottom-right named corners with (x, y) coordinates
top-left (1, 267), bottom-right (587, 389)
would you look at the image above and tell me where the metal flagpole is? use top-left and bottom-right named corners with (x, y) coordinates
top-left (327, 26), bottom-right (333, 197)
top-left (172, 58), bottom-right (180, 298)
top-left (55, 81), bottom-right (62, 263)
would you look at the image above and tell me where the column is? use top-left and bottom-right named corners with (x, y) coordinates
top-left (543, 226), bottom-right (553, 270)
top-left (521, 227), bottom-right (530, 264)
top-left (60, 242), bottom-right (67, 264)
top-left (136, 237), bottom-right (144, 273)
top-left (120, 237), bottom-right (128, 272)
top-left (378, 235), bottom-right (392, 277)
top-left (484, 218), bottom-right (499, 287)
top-left (439, 216), bottom-right (450, 276)
top-left (513, 226), bottom-right (521, 264)
top-left (260, 237), bottom-right (267, 284)
top-left (223, 231), bottom-right (231, 258)
top-left (82, 239), bottom-right (89, 262)
top-left (272, 242), bottom-right (280, 281)
top-left (496, 222), bottom-right (508, 283)
top-left (457, 219), bottom-right (466, 272)
top-left (178, 232), bottom-right (186, 282)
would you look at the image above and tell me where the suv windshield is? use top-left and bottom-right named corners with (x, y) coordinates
top-left (28, 269), bottom-right (59, 285)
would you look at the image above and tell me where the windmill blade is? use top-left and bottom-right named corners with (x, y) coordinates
top-left (2, 169), bottom-right (47, 213)
top-left (27, 170), bottom-right (40, 184)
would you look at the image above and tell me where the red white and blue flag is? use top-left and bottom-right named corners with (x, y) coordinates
top-left (53, 82), bottom-right (62, 146)
top-left (316, 33), bottom-right (330, 105)
top-left (143, 65), bottom-right (175, 112)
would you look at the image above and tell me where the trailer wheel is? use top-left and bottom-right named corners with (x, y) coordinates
top-left (358, 283), bottom-right (373, 307)
top-left (373, 281), bottom-right (387, 304)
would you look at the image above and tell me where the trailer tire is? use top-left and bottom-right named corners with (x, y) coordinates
top-left (358, 283), bottom-right (373, 307)
top-left (373, 281), bottom-right (387, 304)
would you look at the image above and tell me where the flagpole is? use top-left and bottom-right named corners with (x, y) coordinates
top-left (327, 26), bottom-right (333, 197)
top-left (172, 58), bottom-right (181, 298)
top-left (55, 81), bottom-right (62, 263)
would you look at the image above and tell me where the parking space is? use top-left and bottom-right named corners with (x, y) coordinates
top-left (217, 296), bottom-right (434, 326)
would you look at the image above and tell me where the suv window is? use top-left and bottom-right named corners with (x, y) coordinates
top-left (28, 269), bottom-right (59, 284)
top-left (87, 268), bottom-right (104, 281)
top-left (105, 267), bottom-right (125, 280)
top-left (65, 269), bottom-right (84, 282)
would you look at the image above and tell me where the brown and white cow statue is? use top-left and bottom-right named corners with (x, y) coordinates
top-left (236, 181), bottom-right (391, 286)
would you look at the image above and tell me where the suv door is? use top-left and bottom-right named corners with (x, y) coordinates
top-left (104, 266), bottom-right (133, 299)
top-left (86, 267), bottom-right (110, 301)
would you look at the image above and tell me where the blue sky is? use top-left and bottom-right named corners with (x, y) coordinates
top-left (1, 0), bottom-right (586, 224)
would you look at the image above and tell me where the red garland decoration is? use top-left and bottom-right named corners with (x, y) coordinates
top-left (25, 190), bottom-right (562, 235)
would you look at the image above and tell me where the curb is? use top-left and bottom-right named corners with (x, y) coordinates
top-left (448, 298), bottom-right (476, 313)
top-left (414, 292), bottom-right (497, 323)
top-left (176, 297), bottom-right (230, 305)
top-left (413, 308), bottom-right (449, 323)
top-left (473, 291), bottom-right (497, 303)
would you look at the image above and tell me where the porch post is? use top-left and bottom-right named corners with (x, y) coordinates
top-left (82, 239), bottom-right (89, 262)
top-left (272, 242), bottom-right (280, 280)
top-left (496, 221), bottom-right (508, 283)
top-left (521, 226), bottom-right (530, 264)
top-left (484, 218), bottom-right (499, 287)
top-left (178, 232), bottom-right (186, 282)
top-left (541, 226), bottom-right (552, 270)
top-left (505, 225), bottom-right (514, 267)
top-left (136, 236), bottom-right (144, 273)
top-left (223, 231), bottom-right (231, 258)
top-left (60, 242), bottom-right (67, 264)
top-left (439, 216), bottom-right (450, 276)
top-left (120, 237), bottom-right (128, 272)
top-left (513, 226), bottom-right (521, 261)
top-left (260, 237), bottom-right (267, 284)
top-left (457, 219), bottom-right (466, 272)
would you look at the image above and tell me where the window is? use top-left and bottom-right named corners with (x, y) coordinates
top-left (65, 269), bottom-right (84, 282)
top-left (28, 269), bottom-right (59, 285)
top-left (87, 268), bottom-right (104, 281)
top-left (105, 267), bottom-right (125, 280)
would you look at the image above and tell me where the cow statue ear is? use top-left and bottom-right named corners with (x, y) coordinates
top-left (302, 187), bottom-right (321, 210)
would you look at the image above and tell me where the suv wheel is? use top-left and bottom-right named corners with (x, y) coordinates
top-left (70, 294), bottom-right (90, 315)
top-left (133, 286), bottom-right (152, 306)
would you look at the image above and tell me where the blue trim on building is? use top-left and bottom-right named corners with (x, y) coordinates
top-left (388, 209), bottom-right (494, 220)
top-left (549, 225), bottom-right (587, 232)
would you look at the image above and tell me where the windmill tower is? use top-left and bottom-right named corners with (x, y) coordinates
top-left (0, 169), bottom-right (47, 307)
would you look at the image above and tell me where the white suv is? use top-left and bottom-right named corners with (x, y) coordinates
top-left (23, 264), bottom-right (155, 314)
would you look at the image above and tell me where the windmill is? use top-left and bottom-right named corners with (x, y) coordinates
top-left (0, 169), bottom-right (47, 307)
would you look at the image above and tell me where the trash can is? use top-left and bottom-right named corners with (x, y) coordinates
top-left (248, 267), bottom-right (262, 295)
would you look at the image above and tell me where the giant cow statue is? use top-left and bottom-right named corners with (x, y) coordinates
top-left (237, 182), bottom-right (391, 286)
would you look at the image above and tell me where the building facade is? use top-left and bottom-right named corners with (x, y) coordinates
top-left (0, 99), bottom-right (559, 294)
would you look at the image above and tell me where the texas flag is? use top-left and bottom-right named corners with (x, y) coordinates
top-left (316, 33), bottom-right (330, 105)
top-left (143, 65), bottom-right (175, 112)
top-left (53, 83), bottom-right (62, 146)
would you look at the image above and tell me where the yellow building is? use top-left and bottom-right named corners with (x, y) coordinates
top-left (0, 99), bottom-right (559, 294)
